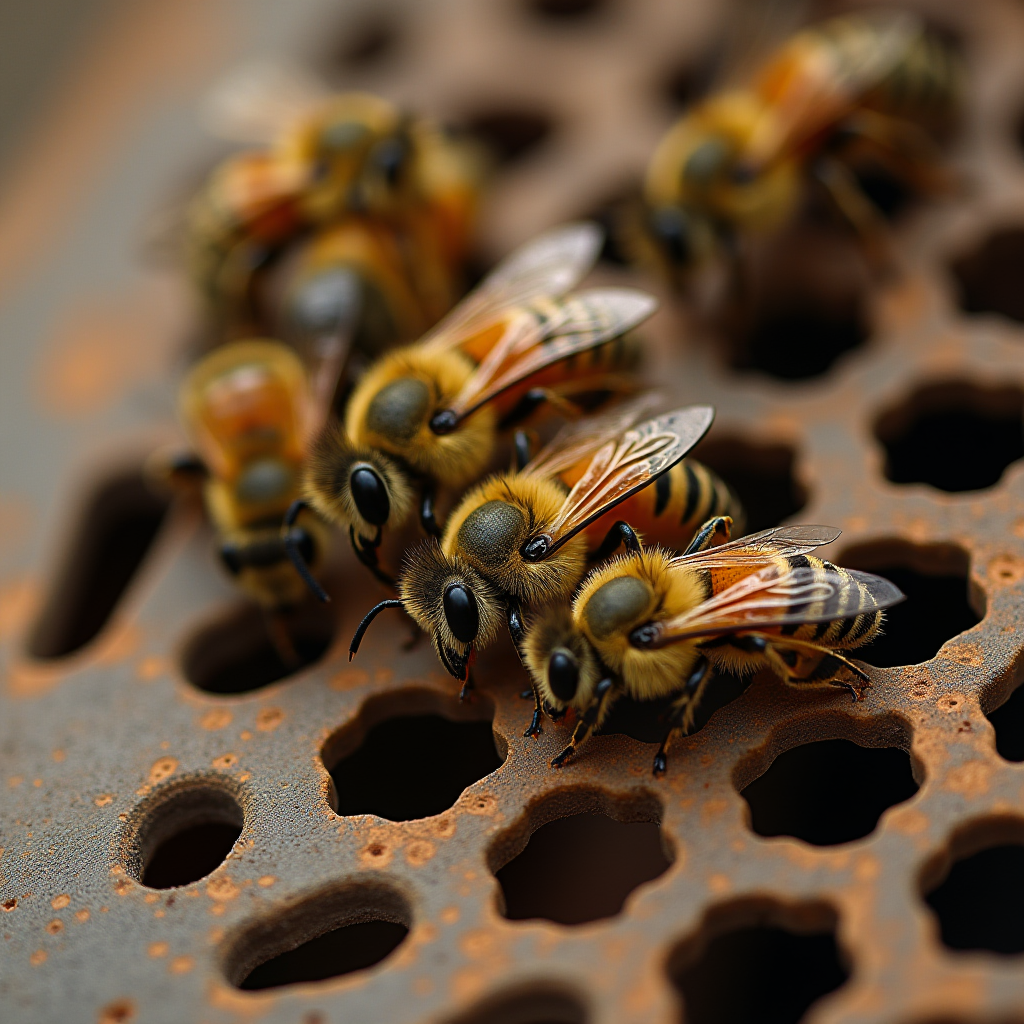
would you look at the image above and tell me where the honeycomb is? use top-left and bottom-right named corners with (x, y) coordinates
top-left (3, 0), bottom-right (1024, 1021)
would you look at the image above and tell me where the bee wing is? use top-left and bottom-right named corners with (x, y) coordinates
top-left (668, 524), bottom-right (843, 569)
top-left (741, 10), bottom-right (920, 170)
top-left (419, 222), bottom-right (603, 352)
top-left (199, 61), bottom-right (329, 144)
top-left (538, 406), bottom-right (716, 551)
top-left (439, 288), bottom-right (657, 423)
top-left (651, 564), bottom-right (905, 644)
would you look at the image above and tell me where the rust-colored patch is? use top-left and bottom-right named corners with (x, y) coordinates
top-left (701, 798), bottom-right (729, 824)
top-left (51, 893), bottom-right (70, 910)
top-left (113, 880), bottom-right (131, 896)
top-left (988, 553), bottom-right (1024, 585)
top-left (460, 928), bottom-right (499, 959)
top-left (75, 909), bottom-right (90, 923)
top-left (946, 643), bottom-right (983, 667)
top-left (94, 794), bottom-right (114, 807)
top-left (46, 918), bottom-right (64, 935)
top-left (212, 752), bottom-right (238, 769)
top-left (463, 793), bottom-right (497, 816)
top-left (909, 679), bottom-right (932, 701)
top-left (51, 749), bottom-right (65, 763)
top-left (148, 941), bottom-right (168, 958)
top-left (257, 875), bottom-right (276, 888)
top-left (433, 816), bottom-right (456, 838)
top-left (440, 905), bottom-right (460, 925)
top-left (97, 999), bottom-right (135, 1024)
top-left (30, 949), bottom-right (47, 966)
top-left (148, 757), bottom-right (177, 784)
top-left (169, 955), bottom-right (194, 975)
top-left (707, 873), bottom-right (731, 895)
top-left (945, 760), bottom-right (992, 798)
top-left (889, 807), bottom-right (930, 836)
top-left (854, 855), bottom-right (881, 882)
top-left (136, 656), bottom-right (167, 682)
top-left (360, 840), bottom-right (394, 868)
top-left (199, 708), bottom-right (232, 731)
top-left (330, 667), bottom-right (370, 690)
top-left (0, 578), bottom-right (38, 643)
top-left (406, 840), bottom-right (436, 866)
top-left (206, 876), bottom-right (240, 902)
top-left (936, 694), bottom-right (964, 713)
top-left (3, 897), bottom-right (19, 912)
top-left (256, 707), bottom-right (284, 732)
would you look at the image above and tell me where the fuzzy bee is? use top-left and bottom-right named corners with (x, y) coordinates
top-left (523, 518), bottom-right (905, 774)
top-left (349, 403), bottom-right (747, 734)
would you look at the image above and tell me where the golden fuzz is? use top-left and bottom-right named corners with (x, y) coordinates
top-left (522, 604), bottom-right (603, 714)
top-left (345, 345), bottom-right (497, 487)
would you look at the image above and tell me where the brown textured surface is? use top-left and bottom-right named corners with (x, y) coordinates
top-left (3, 0), bottom-right (1024, 1022)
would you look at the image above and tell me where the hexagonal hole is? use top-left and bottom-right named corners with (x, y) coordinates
top-left (922, 819), bottom-right (1024, 955)
top-left (875, 381), bottom-right (1024, 492)
top-left (840, 541), bottom-right (981, 667)
top-left (491, 791), bottom-right (671, 925)
top-left (225, 882), bottom-right (410, 989)
top-left (741, 737), bottom-right (918, 846)
top-left (29, 469), bottom-right (170, 659)
top-left (458, 108), bottom-right (555, 167)
top-left (323, 690), bottom-right (505, 821)
top-left (668, 900), bottom-right (849, 1024)
top-left (950, 227), bottom-right (1024, 324)
top-left (443, 983), bottom-right (588, 1024)
top-left (182, 601), bottom-right (336, 694)
top-left (691, 436), bottom-right (808, 534)
top-left (124, 784), bottom-right (243, 889)
top-left (987, 682), bottom-right (1024, 763)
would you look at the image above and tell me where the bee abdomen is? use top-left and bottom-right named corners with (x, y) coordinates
top-left (672, 459), bottom-right (746, 538)
top-left (785, 556), bottom-right (883, 649)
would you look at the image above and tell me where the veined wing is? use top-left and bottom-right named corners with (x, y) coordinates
top-left (741, 9), bottom-right (919, 171)
top-left (436, 289), bottom-right (656, 424)
top-left (645, 564), bottom-right (905, 645)
top-left (419, 222), bottom-right (603, 351)
top-left (668, 524), bottom-right (842, 569)
top-left (528, 406), bottom-right (715, 557)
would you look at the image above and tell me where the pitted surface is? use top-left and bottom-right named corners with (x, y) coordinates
top-left (3, 1), bottom-right (1024, 1022)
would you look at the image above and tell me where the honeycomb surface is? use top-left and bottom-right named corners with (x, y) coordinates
top-left (2, 1), bottom-right (1024, 1022)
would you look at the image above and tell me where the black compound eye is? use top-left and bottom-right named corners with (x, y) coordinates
top-left (548, 649), bottom-right (579, 702)
top-left (443, 584), bottom-right (479, 644)
top-left (219, 543), bottom-right (243, 576)
top-left (350, 466), bottom-right (390, 526)
top-left (372, 135), bottom-right (410, 186)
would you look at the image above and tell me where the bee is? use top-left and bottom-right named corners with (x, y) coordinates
top-left (187, 88), bottom-right (479, 360)
top-left (523, 518), bottom-right (905, 774)
top-left (635, 9), bottom-right (963, 281)
top-left (292, 222), bottom-right (661, 588)
top-left (156, 338), bottom-right (341, 663)
top-left (349, 403), bottom-right (746, 735)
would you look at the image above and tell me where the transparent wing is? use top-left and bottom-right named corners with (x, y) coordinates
top-left (440, 288), bottom-right (656, 422)
top-left (542, 406), bottom-right (716, 548)
top-left (668, 524), bottom-right (842, 569)
top-left (653, 564), bottom-right (905, 644)
top-left (419, 222), bottom-right (603, 352)
top-left (741, 9), bottom-right (919, 170)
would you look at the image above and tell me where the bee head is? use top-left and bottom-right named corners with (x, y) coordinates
top-left (523, 604), bottom-right (602, 712)
top-left (646, 204), bottom-right (718, 271)
top-left (399, 541), bottom-right (503, 681)
top-left (305, 426), bottom-right (414, 538)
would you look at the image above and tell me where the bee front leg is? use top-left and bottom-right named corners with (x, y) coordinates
top-left (551, 677), bottom-right (617, 769)
top-left (524, 686), bottom-right (544, 739)
top-left (588, 520), bottom-right (643, 563)
top-left (654, 657), bottom-right (711, 775)
top-left (348, 525), bottom-right (396, 589)
top-left (682, 516), bottom-right (733, 556)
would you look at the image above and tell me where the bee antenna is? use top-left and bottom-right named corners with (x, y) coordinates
top-left (282, 500), bottom-right (331, 603)
top-left (349, 599), bottom-right (405, 659)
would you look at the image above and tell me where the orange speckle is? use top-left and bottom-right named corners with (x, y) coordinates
top-left (854, 855), bottom-right (881, 882)
top-left (148, 757), bottom-right (177, 784)
top-left (206, 876), bottom-right (240, 902)
top-left (113, 880), bottom-right (131, 896)
top-left (94, 794), bottom-right (114, 807)
top-left (51, 749), bottom-right (65, 763)
top-left (207, 927), bottom-right (225, 944)
top-left (153, 909), bottom-right (165, 919)
top-left (433, 816), bottom-right (456, 838)
top-left (937, 693), bottom-right (963, 713)
top-left (256, 707), bottom-right (284, 732)
top-left (239, 731), bottom-right (253, 741)
top-left (330, 667), bottom-right (369, 690)
top-left (8, 775), bottom-right (23, 788)
top-left (169, 955), bottom-right (194, 975)
top-left (46, 919), bottom-right (63, 935)
top-left (98, 999), bottom-right (135, 1023)
top-left (32, 778), bottom-right (42, 787)
top-left (143, 893), bottom-right (158, 904)
top-left (988, 553), bottom-right (1024, 585)
top-left (945, 760), bottom-right (991, 798)
top-left (257, 875), bottom-right (276, 888)
top-left (51, 894), bottom-right (70, 910)
top-left (211, 753), bottom-right (238, 769)
top-left (463, 793), bottom-right (496, 816)
top-left (199, 709), bottom-right (232, 731)
top-left (440, 906), bottom-right (459, 925)
top-left (360, 841), bottom-right (393, 868)
top-left (136, 655), bottom-right (166, 682)
top-left (30, 949), bottom-right (46, 966)
top-left (75, 909), bottom-right (89, 923)
top-left (708, 873), bottom-right (730, 895)
top-left (148, 941), bottom-right (168, 958)
top-left (209, 903), bottom-right (226, 916)
top-left (406, 840), bottom-right (436, 866)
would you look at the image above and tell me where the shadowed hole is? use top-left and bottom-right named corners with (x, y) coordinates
top-left (225, 882), bottom-right (410, 990)
top-left (692, 437), bottom-right (808, 534)
top-left (324, 691), bottom-right (504, 821)
top-left (182, 602), bottom-right (335, 694)
top-left (924, 832), bottom-right (1024, 955)
top-left (29, 470), bottom-right (169, 658)
top-left (741, 739), bottom-right (918, 846)
top-left (525, 0), bottom-right (606, 21)
top-left (443, 983), bottom-right (588, 1024)
top-left (841, 542), bottom-right (980, 667)
top-left (668, 901), bottom-right (849, 1024)
top-left (875, 381), bottom-right (1024, 492)
top-left (495, 809), bottom-right (670, 925)
top-left (459, 109), bottom-right (554, 167)
top-left (126, 785), bottom-right (243, 889)
top-left (950, 228), bottom-right (1024, 324)
top-left (988, 683), bottom-right (1024, 762)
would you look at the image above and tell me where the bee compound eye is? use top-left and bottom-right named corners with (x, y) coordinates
top-left (548, 649), bottom-right (579, 702)
top-left (350, 466), bottom-right (390, 526)
top-left (443, 584), bottom-right (479, 644)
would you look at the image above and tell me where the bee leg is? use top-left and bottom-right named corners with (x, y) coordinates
top-left (544, 701), bottom-right (567, 721)
top-left (551, 676), bottom-right (616, 769)
top-left (524, 686), bottom-right (544, 739)
top-left (506, 602), bottom-right (527, 664)
top-left (419, 484), bottom-right (442, 538)
top-left (283, 500), bottom-right (331, 602)
top-left (765, 636), bottom-right (872, 700)
top-left (348, 525), bottom-right (396, 589)
top-left (654, 657), bottom-right (711, 775)
top-left (499, 387), bottom-right (582, 430)
top-left (682, 516), bottom-right (734, 556)
top-left (588, 520), bottom-right (643, 563)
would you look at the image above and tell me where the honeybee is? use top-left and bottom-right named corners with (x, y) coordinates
top-left (156, 338), bottom-right (341, 662)
top-left (349, 403), bottom-right (748, 733)
top-left (293, 222), bottom-right (661, 588)
top-left (634, 9), bottom-right (962, 281)
top-left (523, 518), bottom-right (905, 774)
top-left (188, 86), bottom-right (479, 359)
